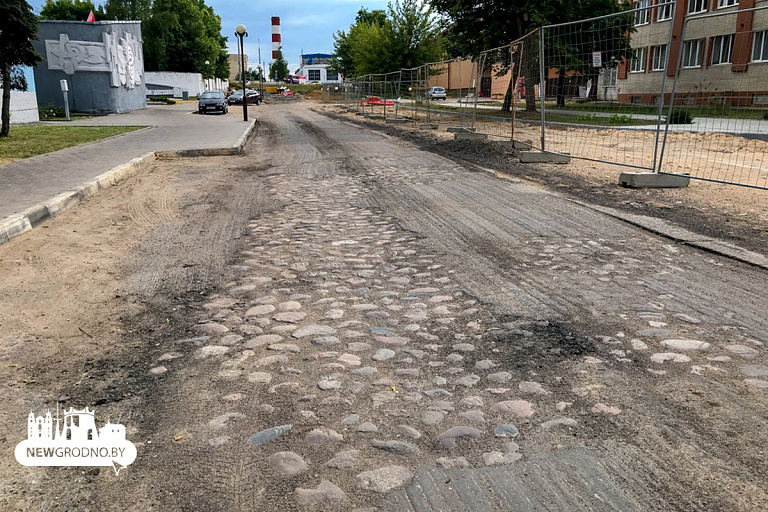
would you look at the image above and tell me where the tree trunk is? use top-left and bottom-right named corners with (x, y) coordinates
top-left (556, 68), bottom-right (566, 107)
top-left (1, 64), bottom-right (11, 138)
top-left (502, 76), bottom-right (514, 113)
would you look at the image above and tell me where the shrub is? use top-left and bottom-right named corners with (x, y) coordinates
top-left (578, 113), bottom-right (597, 122)
top-left (667, 109), bottom-right (694, 124)
top-left (609, 114), bottom-right (632, 124)
top-left (148, 96), bottom-right (176, 105)
top-left (38, 102), bottom-right (66, 120)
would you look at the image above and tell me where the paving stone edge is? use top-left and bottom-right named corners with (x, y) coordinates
top-left (0, 120), bottom-right (256, 247)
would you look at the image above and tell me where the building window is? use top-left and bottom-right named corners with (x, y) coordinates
top-left (681, 39), bottom-right (704, 68)
top-left (717, 0), bottom-right (738, 7)
top-left (688, 0), bottom-right (707, 14)
top-left (711, 34), bottom-right (735, 65)
top-left (308, 69), bottom-right (321, 81)
top-left (753, 30), bottom-right (768, 62)
top-left (326, 71), bottom-right (338, 81)
top-left (652, 44), bottom-right (668, 70)
top-left (630, 48), bottom-right (646, 72)
top-left (657, 1), bottom-right (673, 21)
top-left (635, 0), bottom-right (650, 26)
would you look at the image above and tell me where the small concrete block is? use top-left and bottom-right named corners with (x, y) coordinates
top-left (619, 172), bottom-right (690, 188)
top-left (386, 118), bottom-right (408, 124)
top-left (369, 114), bottom-right (385, 120)
top-left (419, 124), bottom-right (438, 130)
top-left (519, 151), bottom-right (570, 164)
top-left (447, 127), bottom-right (476, 133)
top-left (355, 112), bottom-right (365, 116)
top-left (454, 132), bottom-right (488, 141)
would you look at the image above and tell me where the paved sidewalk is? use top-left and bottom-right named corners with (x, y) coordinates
top-left (0, 104), bottom-right (254, 219)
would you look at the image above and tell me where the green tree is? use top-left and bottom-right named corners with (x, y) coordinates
top-left (1, 0), bottom-right (43, 137)
top-left (331, 0), bottom-right (444, 78)
top-left (141, 0), bottom-right (229, 80)
top-left (39, 0), bottom-right (106, 21)
top-left (270, 47), bottom-right (289, 81)
top-left (103, 0), bottom-right (151, 21)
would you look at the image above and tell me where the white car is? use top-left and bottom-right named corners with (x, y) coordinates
top-left (426, 86), bottom-right (447, 100)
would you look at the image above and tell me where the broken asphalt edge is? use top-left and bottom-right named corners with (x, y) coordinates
top-left (0, 119), bottom-right (257, 247)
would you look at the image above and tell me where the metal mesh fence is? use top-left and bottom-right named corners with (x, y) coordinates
top-left (658, 5), bottom-right (768, 189)
top-left (540, 3), bottom-right (674, 169)
top-left (470, 31), bottom-right (542, 143)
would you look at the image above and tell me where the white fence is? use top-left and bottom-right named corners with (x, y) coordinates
top-left (144, 72), bottom-right (229, 98)
top-left (2, 90), bottom-right (39, 124)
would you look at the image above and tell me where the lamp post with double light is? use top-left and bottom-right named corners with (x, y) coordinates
top-left (235, 24), bottom-right (248, 121)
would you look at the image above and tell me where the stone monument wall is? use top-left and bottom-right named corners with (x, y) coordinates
top-left (33, 20), bottom-right (146, 114)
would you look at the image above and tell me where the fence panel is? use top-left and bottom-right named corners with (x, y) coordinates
top-left (540, 3), bottom-right (675, 169)
top-left (659, 5), bottom-right (768, 189)
top-left (470, 31), bottom-right (542, 144)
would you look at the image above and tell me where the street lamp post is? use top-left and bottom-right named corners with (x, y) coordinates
top-left (235, 24), bottom-right (248, 122)
top-left (257, 64), bottom-right (263, 98)
top-left (204, 60), bottom-right (210, 90)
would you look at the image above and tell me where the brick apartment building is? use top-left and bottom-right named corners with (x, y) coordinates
top-left (618, 0), bottom-right (768, 106)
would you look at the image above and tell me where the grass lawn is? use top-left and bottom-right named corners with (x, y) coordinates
top-left (0, 125), bottom-right (145, 165)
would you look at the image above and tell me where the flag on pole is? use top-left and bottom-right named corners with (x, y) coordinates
top-left (86, 10), bottom-right (95, 22)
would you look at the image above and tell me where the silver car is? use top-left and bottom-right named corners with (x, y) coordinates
top-left (426, 86), bottom-right (446, 100)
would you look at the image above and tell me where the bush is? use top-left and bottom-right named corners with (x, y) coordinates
top-left (148, 96), bottom-right (176, 105)
top-left (609, 114), bottom-right (632, 124)
top-left (667, 109), bottom-right (694, 124)
top-left (38, 103), bottom-right (66, 120)
top-left (578, 113), bottom-right (597, 122)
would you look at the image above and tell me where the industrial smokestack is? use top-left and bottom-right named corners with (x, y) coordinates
top-left (271, 17), bottom-right (281, 60)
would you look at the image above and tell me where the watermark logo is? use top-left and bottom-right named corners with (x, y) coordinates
top-left (15, 405), bottom-right (137, 475)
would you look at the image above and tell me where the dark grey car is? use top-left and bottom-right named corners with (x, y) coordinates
top-left (198, 91), bottom-right (228, 114)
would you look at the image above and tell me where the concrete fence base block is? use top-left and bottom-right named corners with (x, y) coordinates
top-left (386, 117), bottom-right (408, 124)
top-left (447, 127), bottom-right (476, 133)
top-left (355, 112), bottom-right (365, 116)
top-left (496, 140), bottom-right (533, 150)
top-left (519, 151), bottom-right (570, 164)
top-left (419, 124), bottom-right (438, 130)
top-left (454, 132), bottom-right (488, 141)
top-left (369, 114), bottom-right (385, 120)
top-left (619, 172), bottom-right (690, 188)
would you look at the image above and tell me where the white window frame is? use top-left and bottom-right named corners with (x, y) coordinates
top-left (753, 30), bottom-right (768, 62)
top-left (652, 44), bottom-right (668, 71)
top-left (326, 71), bottom-right (339, 81)
top-left (307, 69), bottom-right (321, 81)
top-left (657, 1), bottom-right (674, 21)
top-left (711, 34), bottom-right (734, 65)
top-left (635, 0), bottom-right (650, 26)
top-left (687, 0), bottom-right (707, 14)
top-left (717, 0), bottom-right (738, 7)
top-left (681, 39), bottom-right (704, 68)
top-left (630, 48), bottom-right (647, 72)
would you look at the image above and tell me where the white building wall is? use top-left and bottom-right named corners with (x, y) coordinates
top-left (1, 90), bottom-right (39, 124)
top-left (144, 71), bottom-right (205, 97)
top-left (297, 64), bottom-right (342, 84)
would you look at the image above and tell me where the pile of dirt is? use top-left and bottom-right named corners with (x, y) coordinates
top-left (306, 89), bottom-right (322, 100)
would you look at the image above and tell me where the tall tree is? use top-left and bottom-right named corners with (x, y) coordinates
top-left (0, 0), bottom-right (43, 137)
top-left (39, 0), bottom-right (106, 21)
top-left (141, 0), bottom-right (229, 80)
top-left (103, 0), bottom-right (151, 21)
top-left (270, 47), bottom-right (289, 81)
top-left (330, 0), bottom-right (444, 78)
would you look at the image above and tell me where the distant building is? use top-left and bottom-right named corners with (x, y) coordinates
top-left (296, 53), bottom-right (341, 83)
top-left (228, 53), bottom-right (248, 82)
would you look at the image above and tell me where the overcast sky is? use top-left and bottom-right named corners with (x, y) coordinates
top-left (33, 0), bottom-right (392, 75)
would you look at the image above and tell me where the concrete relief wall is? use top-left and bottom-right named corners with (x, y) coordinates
top-left (33, 21), bottom-right (147, 114)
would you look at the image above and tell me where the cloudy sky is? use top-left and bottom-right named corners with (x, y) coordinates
top-left (33, 0), bottom-right (392, 74)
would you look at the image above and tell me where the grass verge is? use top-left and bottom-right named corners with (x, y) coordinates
top-left (0, 125), bottom-right (145, 165)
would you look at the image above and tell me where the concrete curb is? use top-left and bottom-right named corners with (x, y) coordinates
top-left (0, 119), bottom-right (257, 247)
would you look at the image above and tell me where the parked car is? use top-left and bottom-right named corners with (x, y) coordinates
top-left (227, 89), bottom-right (261, 105)
top-left (198, 91), bottom-right (228, 114)
top-left (426, 86), bottom-right (447, 100)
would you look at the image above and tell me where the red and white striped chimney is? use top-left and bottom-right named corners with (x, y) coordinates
top-left (271, 17), bottom-right (281, 60)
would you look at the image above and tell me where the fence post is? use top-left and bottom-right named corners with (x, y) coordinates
top-left (538, 25), bottom-right (546, 152)
top-left (653, 1), bottom-right (677, 173)
top-left (657, 6), bottom-right (686, 176)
